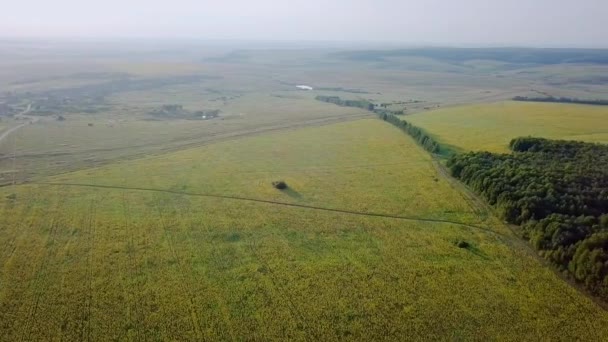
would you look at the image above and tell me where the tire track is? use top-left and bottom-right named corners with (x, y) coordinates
top-left (19, 191), bottom-right (67, 341)
top-left (81, 199), bottom-right (96, 342)
top-left (247, 238), bottom-right (315, 342)
top-left (180, 200), bottom-right (238, 341)
top-left (431, 159), bottom-right (489, 219)
top-left (31, 182), bottom-right (510, 239)
top-left (120, 193), bottom-right (143, 342)
top-left (21, 216), bottom-right (59, 341)
top-left (0, 190), bottom-right (45, 337)
top-left (170, 194), bottom-right (238, 341)
top-left (0, 190), bottom-right (40, 264)
top-left (154, 198), bottom-right (204, 341)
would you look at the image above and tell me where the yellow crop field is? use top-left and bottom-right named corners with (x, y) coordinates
top-left (407, 101), bottom-right (608, 153)
top-left (1, 119), bottom-right (608, 340)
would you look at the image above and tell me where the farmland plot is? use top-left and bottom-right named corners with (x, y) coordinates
top-left (1, 120), bottom-right (608, 340)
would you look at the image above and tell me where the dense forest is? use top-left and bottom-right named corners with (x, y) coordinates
top-left (513, 96), bottom-right (608, 106)
top-left (447, 138), bottom-right (608, 298)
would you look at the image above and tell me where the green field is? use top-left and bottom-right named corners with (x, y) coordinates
top-left (3, 43), bottom-right (608, 340)
top-left (2, 119), bottom-right (608, 340)
top-left (0, 95), bottom-right (370, 184)
top-left (4, 45), bottom-right (608, 185)
top-left (407, 101), bottom-right (608, 153)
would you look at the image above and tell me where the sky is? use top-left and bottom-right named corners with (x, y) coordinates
top-left (1, 0), bottom-right (607, 47)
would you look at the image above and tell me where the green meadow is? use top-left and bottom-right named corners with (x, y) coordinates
top-left (2, 120), bottom-right (608, 340)
top-left (407, 101), bottom-right (608, 153)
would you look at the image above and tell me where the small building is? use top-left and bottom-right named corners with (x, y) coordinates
top-left (296, 85), bottom-right (313, 91)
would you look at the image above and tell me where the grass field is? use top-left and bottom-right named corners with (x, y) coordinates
top-left (4, 43), bottom-right (608, 186)
top-left (407, 101), bottom-right (608, 153)
top-left (0, 95), bottom-right (369, 184)
top-left (3, 43), bottom-right (608, 340)
top-left (2, 119), bottom-right (608, 340)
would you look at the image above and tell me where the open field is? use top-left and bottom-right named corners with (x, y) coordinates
top-left (0, 123), bottom-right (11, 135)
top-left (2, 120), bottom-right (608, 340)
top-left (407, 101), bottom-right (608, 153)
top-left (2, 42), bottom-right (608, 340)
top-left (3, 43), bottom-right (608, 185)
top-left (0, 94), bottom-right (370, 183)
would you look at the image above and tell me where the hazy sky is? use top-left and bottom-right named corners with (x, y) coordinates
top-left (2, 0), bottom-right (607, 47)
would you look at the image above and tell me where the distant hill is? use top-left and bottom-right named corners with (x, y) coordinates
top-left (333, 48), bottom-right (608, 65)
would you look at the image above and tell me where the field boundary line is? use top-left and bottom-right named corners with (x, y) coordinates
top-left (431, 159), bottom-right (489, 219)
top-left (0, 113), bottom-right (372, 162)
top-left (0, 113), bottom-right (374, 187)
top-left (31, 182), bottom-right (510, 238)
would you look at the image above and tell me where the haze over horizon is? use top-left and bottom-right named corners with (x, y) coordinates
top-left (2, 0), bottom-right (607, 48)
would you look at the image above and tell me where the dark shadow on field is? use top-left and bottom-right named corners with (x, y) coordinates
top-left (465, 244), bottom-right (490, 260)
top-left (283, 187), bottom-right (302, 199)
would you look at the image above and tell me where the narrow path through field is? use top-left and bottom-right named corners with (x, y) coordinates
top-left (0, 103), bottom-right (33, 145)
top-left (0, 113), bottom-right (373, 161)
top-left (432, 159), bottom-right (490, 218)
top-left (0, 123), bottom-right (26, 145)
top-left (31, 181), bottom-right (511, 239)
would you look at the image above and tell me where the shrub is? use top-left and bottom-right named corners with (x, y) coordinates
top-left (456, 240), bottom-right (470, 249)
top-left (272, 181), bottom-right (287, 190)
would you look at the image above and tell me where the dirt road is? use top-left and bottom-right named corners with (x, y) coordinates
top-left (0, 123), bottom-right (26, 145)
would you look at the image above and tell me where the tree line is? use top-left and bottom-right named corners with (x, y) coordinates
top-left (335, 48), bottom-right (608, 65)
top-left (513, 96), bottom-right (608, 106)
top-left (447, 137), bottom-right (608, 299)
top-left (315, 95), bottom-right (440, 153)
top-left (378, 112), bottom-right (441, 153)
top-left (315, 95), bottom-right (375, 111)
